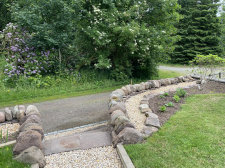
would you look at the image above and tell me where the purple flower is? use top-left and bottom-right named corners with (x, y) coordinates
top-left (18, 59), bottom-right (20, 61)
top-left (5, 69), bottom-right (8, 71)
top-left (12, 56), bottom-right (15, 58)
top-left (6, 59), bottom-right (9, 61)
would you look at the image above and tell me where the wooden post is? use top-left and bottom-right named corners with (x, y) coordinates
top-left (219, 72), bottom-right (221, 79)
top-left (131, 79), bottom-right (132, 85)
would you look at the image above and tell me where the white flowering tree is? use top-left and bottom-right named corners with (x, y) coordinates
top-left (76, 0), bottom-right (181, 80)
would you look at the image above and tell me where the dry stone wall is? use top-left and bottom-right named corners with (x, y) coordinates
top-left (0, 105), bottom-right (46, 168)
top-left (108, 75), bottom-right (195, 147)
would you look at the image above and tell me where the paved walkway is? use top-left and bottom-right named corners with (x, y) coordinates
top-left (0, 92), bottom-right (111, 133)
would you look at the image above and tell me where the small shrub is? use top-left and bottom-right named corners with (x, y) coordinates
top-left (159, 105), bottom-right (166, 112)
top-left (173, 95), bottom-right (180, 102)
top-left (175, 88), bottom-right (187, 97)
top-left (165, 102), bottom-right (174, 107)
top-left (163, 92), bottom-right (169, 96)
top-left (160, 95), bottom-right (165, 98)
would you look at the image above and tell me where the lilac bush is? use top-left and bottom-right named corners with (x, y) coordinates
top-left (0, 23), bottom-right (56, 81)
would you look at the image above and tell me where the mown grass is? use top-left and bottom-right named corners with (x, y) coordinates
top-left (0, 145), bottom-right (30, 168)
top-left (155, 69), bottom-right (186, 79)
top-left (124, 94), bottom-right (225, 168)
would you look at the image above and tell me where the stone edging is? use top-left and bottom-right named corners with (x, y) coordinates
top-left (0, 140), bottom-right (16, 148)
top-left (0, 105), bottom-right (46, 167)
top-left (108, 75), bottom-right (195, 148)
top-left (116, 144), bottom-right (135, 168)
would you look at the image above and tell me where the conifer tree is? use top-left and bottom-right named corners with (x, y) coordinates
top-left (170, 0), bottom-right (222, 64)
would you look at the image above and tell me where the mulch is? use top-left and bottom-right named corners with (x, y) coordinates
top-left (149, 80), bottom-right (225, 126)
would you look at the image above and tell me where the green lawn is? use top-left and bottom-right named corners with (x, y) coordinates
top-left (0, 145), bottom-right (30, 168)
top-left (124, 94), bottom-right (225, 168)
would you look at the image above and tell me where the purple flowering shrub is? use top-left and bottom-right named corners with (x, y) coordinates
top-left (0, 23), bottom-right (56, 82)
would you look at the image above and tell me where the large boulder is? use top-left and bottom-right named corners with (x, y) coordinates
top-left (134, 84), bottom-right (141, 92)
top-left (19, 115), bottom-right (42, 132)
top-left (21, 123), bottom-right (44, 140)
top-left (115, 89), bottom-right (125, 96)
top-left (174, 78), bottom-right (179, 83)
top-left (25, 105), bottom-right (39, 116)
top-left (16, 110), bottom-right (25, 122)
top-left (109, 93), bottom-right (123, 102)
top-left (160, 79), bottom-right (166, 86)
top-left (153, 80), bottom-right (160, 88)
top-left (14, 146), bottom-right (46, 168)
top-left (0, 112), bottom-right (5, 123)
top-left (125, 85), bottom-right (132, 95)
top-left (115, 121), bottom-right (135, 135)
top-left (139, 104), bottom-right (151, 113)
top-left (18, 105), bottom-right (26, 112)
top-left (109, 99), bottom-right (117, 108)
top-left (140, 82), bottom-right (145, 91)
top-left (157, 80), bottom-right (161, 87)
top-left (110, 110), bottom-right (125, 126)
top-left (19, 114), bottom-right (42, 126)
top-left (170, 78), bottom-right (175, 84)
top-left (142, 126), bottom-right (158, 137)
top-left (121, 87), bottom-right (128, 96)
top-left (4, 108), bottom-right (12, 121)
top-left (145, 117), bottom-right (160, 128)
top-left (165, 79), bottom-right (171, 85)
top-left (12, 105), bottom-right (19, 119)
top-left (178, 76), bottom-right (184, 82)
top-left (109, 102), bottom-right (126, 114)
top-left (144, 82), bottom-right (150, 90)
top-left (13, 130), bottom-right (43, 155)
top-left (113, 127), bottom-right (143, 147)
top-left (114, 116), bottom-right (130, 131)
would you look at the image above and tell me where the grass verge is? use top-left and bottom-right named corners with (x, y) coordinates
top-left (0, 145), bottom-right (30, 168)
top-left (124, 94), bottom-right (225, 168)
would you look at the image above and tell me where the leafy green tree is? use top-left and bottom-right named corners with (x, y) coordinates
top-left (76, 0), bottom-right (181, 80)
top-left (0, 0), bottom-right (12, 31)
top-left (10, 0), bottom-right (181, 80)
top-left (170, 0), bottom-right (222, 64)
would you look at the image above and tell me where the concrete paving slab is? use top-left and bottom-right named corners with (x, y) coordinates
top-left (43, 131), bottom-right (112, 155)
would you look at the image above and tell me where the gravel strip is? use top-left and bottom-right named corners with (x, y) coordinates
top-left (0, 123), bottom-right (20, 137)
top-left (44, 122), bottom-right (108, 141)
top-left (125, 82), bottom-right (196, 132)
top-left (45, 146), bottom-right (122, 168)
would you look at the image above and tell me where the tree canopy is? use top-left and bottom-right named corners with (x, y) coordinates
top-left (170, 0), bottom-right (222, 64)
top-left (1, 0), bottom-right (181, 80)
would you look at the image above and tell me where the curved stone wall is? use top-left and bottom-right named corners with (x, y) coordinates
top-left (108, 75), bottom-right (195, 147)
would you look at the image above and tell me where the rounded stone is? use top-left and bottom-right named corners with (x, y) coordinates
top-left (0, 112), bottom-right (5, 122)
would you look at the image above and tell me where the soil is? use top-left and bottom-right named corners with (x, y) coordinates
top-left (149, 80), bottom-right (225, 126)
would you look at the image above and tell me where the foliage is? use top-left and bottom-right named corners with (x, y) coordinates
top-left (170, 0), bottom-right (222, 64)
top-left (190, 54), bottom-right (225, 90)
top-left (159, 95), bottom-right (165, 98)
top-left (165, 102), bottom-right (174, 107)
top-left (0, 23), bottom-right (58, 86)
top-left (159, 105), bottom-right (166, 112)
top-left (173, 95), bottom-right (180, 102)
top-left (0, 0), bottom-right (12, 31)
top-left (163, 92), bottom-right (169, 96)
top-left (74, 0), bottom-right (181, 80)
top-left (175, 88), bottom-right (187, 97)
top-left (0, 145), bottom-right (30, 167)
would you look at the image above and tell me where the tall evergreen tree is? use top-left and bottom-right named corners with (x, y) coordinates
top-left (170, 0), bottom-right (222, 64)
